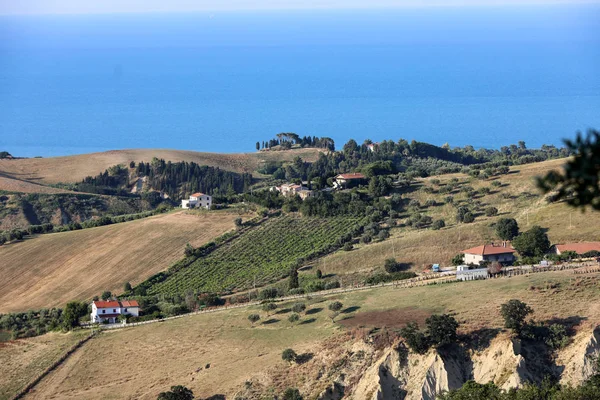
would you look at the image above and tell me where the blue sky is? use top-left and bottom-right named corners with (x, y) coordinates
top-left (2, 0), bottom-right (600, 15)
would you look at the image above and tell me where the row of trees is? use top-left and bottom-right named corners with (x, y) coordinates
top-left (257, 133), bottom-right (335, 151)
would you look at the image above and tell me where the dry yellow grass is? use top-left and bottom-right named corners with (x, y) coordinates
top-left (317, 158), bottom-right (600, 276)
top-left (13, 269), bottom-right (600, 400)
top-left (0, 331), bottom-right (88, 400)
top-left (0, 211), bottom-right (248, 312)
top-left (0, 148), bottom-right (322, 185)
top-left (0, 175), bottom-right (74, 194)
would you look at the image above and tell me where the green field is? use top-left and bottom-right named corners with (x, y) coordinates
top-left (147, 214), bottom-right (364, 295)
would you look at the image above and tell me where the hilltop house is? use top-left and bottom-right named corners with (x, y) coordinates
top-left (366, 142), bottom-right (379, 152)
top-left (91, 300), bottom-right (140, 324)
top-left (272, 183), bottom-right (313, 199)
top-left (181, 192), bottom-right (212, 209)
top-left (334, 173), bottom-right (366, 189)
top-left (550, 242), bottom-right (600, 256)
top-left (462, 243), bottom-right (516, 266)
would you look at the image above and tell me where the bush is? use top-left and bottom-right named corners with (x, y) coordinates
top-left (361, 234), bottom-right (372, 244)
top-left (282, 388), bottom-right (303, 400)
top-left (315, 269), bottom-right (323, 279)
top-left (400, 322), bottom-right (430, 354)
top-left (157, 385), bottom-right (194, 400)
top-left (485, 206), bottom-right (498, 217)
top-left (426, 314), bottom-right (459, 348)
top-left (451, 253), bottom-right (464, 266)
top-left (258, 288), bottom-right (279, 300)
top-left (287, 288), bottom-right (305, 295)
top-left (512, 226), bottom-right (550, 257)
top-left (291, 303), bottom-right (306, 314)
top-left (248, 314), bottom-right (260, 326)
top-left (324, 281), bottom-right (341, 290)
top-left (495, 218), bottom-right (519, 240)
top-left (288, 313), bottom-right (300, 324)
top-left (282, 348), bottom-right (297, 363)
top-left (262, 302), bottom-right (278, 315)
top-left (500, 299), bottom-right (533, 335)
top-left (432, 219), bottom-right (445, 230)
top-left (462, 212), bottom-right (475, 223)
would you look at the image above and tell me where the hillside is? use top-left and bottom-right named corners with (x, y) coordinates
top-left (0, 211), bottom-right (247, 313)
top-left (8, 269), bottom-right (600, 399)
top-left (312, 158), bottom-right (600, 280)
top-left (0, 148), bottom-right (323, 188)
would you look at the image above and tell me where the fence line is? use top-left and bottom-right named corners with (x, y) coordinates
top-left (94, 261), bottom-right (600, 331)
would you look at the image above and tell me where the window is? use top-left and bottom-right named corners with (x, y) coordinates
top-left (124, 308), bottom-right (128, 312)
top-left (102, 310), bottom-right (105, 314)
top-left (113, 309), bottom-right (116, 312)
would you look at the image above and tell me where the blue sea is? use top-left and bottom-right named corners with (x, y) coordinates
top-left (1, 5), bottom-right (599, 157)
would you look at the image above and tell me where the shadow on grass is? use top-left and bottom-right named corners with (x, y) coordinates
top-left (299, 318), bottom-right (317, 325)
top-left (262, 318), bottom-right (280, 325)
top-left (275, 308), bottom-right (291, 315)
top-left (342, 306), bottom-right (361, 314)
top-left (306, 307), bottom-right (323, 315)
top-left (296, 352), bottom-right (314, 364)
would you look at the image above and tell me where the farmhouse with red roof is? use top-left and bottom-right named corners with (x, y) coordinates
top-left (181, 192), bottom-right (212, 210)
top-left (334, 172), bottom-right (366, 189)
top-left (550, 242), bottom-right (600, 256)
top-left (462, 242), bottom-right (516, 265)
top-left (91, 300), bottom-right (140, 324)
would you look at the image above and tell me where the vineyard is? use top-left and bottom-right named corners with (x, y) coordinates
top-left (147, 214), bottom-right (364, 295)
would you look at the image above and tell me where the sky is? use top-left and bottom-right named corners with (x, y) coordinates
top-left (2, 0), bottom-right (600, 15)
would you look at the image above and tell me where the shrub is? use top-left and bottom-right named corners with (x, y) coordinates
top-left (288, 313), bottom-right (300, 324)
top-left (248, 314), bottom-right (260, 326)
top-left (432, 219), bottom-right (445, 230)
top-left (157, 385), bottom-right (194, 400)
top-left (361, 234), bottom-right (372, 244)
top-left (101, 291), bottom-right (112, 300)
top-left (451, 253), bottom-right (464, 266)
top-left (343, 242), bottom-right (353, 251)
top-left (315, 269), bottom-right (323, 279)
top-left (262, 302), bottom-right (278, 316)
top-left (426, 314), bottom-right (459, 348)
top-left (495, 218), bottom-right (519, 240)
top-left (291, 303), bottom-right (306, 314)
top-left (462, 212), bottom-right (475, 223)
top-left (500, 299), bottom-right (533, 335)
top-left (328, 301), bottom-right (343, 322)
top-left (491, 180), bottom-right (502, 187)
top-left (259, 288), bottom-right (279, 300)
top-left (400, 322), bottom-right (430, 354)
top-left (324, 281), bottom-right (341, 290)
top-left (377, 230), bottom-right (390, 241)
top-left (485, 206), bottom-right (498, 217)
top-left (282, 388), bottom-right (303, 400)
top-left (282, 348), bottom-right (297, 363)
top-left (287, 288), bottom-right (305, 295)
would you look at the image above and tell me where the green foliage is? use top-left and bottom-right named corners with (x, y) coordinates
top-left (495, 218), bottom-right (520, 241)
top-left (384, 258), bottom-right (411, 273)
top-left (437, 380), bottom-right (504, 400)
top-left (0, 308), bottom-right (63, 339)
top-left (124, 282), bottom-right (132, 292)
top-left (432, 219), bottom-right (446, 230)
top-left (291, 303), bottom-right (306, 314)
top-left (364, 272), bottom-right (417, 285)
top-left (451, 253), bottom-right (465, 266)
top-left (157, 385), bottom-right (194, 400)
top-left (328, 301), bottom-right (343, 322)
top-left (288, 313), bottom-right (300, 324)
top-left (512, 226), bottom-right (550, 257)
top-left (537, 129), bottom-right (600, 210)
top-left (426, 314), bottom-right (459, 348)
top-left (145, 215), bottom-right (364, 296)
top-left (282, 388), bottom-right (303, 400)
top-left (282, 348), bottom-right (298, 363)
top-left (247, 314), bottom-right (260, 326)
top-left (62, 301), bottom-right (88, 330)
top-left (262, 302), bottom-right (278, 316)
top-left (315, 269), bottom-right (323, 279)
top-left (288, 267), bottom-right (299, 290)
top-left (101, 291), bottom-right (112, 301)
top-left (400, 322), bottom-right (430, 355)
top-left (485, 206), bottom-right (499, 217)
top-left (500, 299), bottom-right (533, 335)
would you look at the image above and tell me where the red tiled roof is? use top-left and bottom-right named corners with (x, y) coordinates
top-left (336, 173), bottom-right (366, 180)
top-left (120, 300), bottom-right (139, 307)
top-left (462, 244), bottom-right (516, 256)
top-left (190, 192), bottom-right (205, 197)
top-left (555, 242), bottom-right (600, 254)
top-left (93, 300), bottom-right (120, 309)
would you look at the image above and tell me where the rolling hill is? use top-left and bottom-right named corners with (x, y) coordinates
top-left (0, 148), bottom-right (323, 188)
top-left (0, 210), bottom-right (248, 313)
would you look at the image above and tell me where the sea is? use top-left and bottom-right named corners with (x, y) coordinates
top-left (1, 4), bottom-right (599, 157)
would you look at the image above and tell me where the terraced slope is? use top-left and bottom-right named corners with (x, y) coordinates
top-left (147, 214), bottom-right (364, 295)
top-left (0, 211), bottom-right (245, 312)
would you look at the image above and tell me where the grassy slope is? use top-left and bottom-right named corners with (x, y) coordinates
top-left (14, 270), bottom-right (600, 400)
top-left (0, 211), bottom-right (247, 313)
top-left (0, 148), bottom-right (322, 187)
top-left (316, 158), bottom-right (600, 278)
top-left (0, 331), bottom-right (88, 400)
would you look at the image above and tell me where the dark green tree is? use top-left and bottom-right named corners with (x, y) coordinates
top-left (157, 385), bottom-right (194, 400)
top-left (500, 299), bottom-right (533, 335)
top-left (288, 313), bottom-right (300, 324)
top-left (124, 282), bottom-right (132, 292)
top-left (437, 380), bottom-right (504, 400)
top-left (262, 302), bottom-right (278, 316)
top-left (288, 267), bottom-right (299, 290)
top-left (512, 226), bottom-right (550, 257)
top-left (291, 303), bottom-right (306, 314)
top-left (282, 388), bottom-right (303, 400)
top-left (426, 314), bottom-right (459, 348)
top-left (62, 301), bottom-right (88, 330)
top-left (248, 314), bottom-right (260, 327)
top-left (400, 322), bottom-right (430, 354)
top-left (495, 218), bottom-right (519, 240)
top-left (451, 253), bottom-right (464, 266)
top-left (282, 348), bottom-right (297, 363)
top-left (328, 301), bottom-right (343, 322)
top-left (101, 291), bottom-right (112, 301)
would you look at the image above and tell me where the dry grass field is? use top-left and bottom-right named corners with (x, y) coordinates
top-left (316, 158), bottom-right (600, 277)
top-left (0, 175), bottom-right (74, 194)
top-left (0, 211), bottom-right (249, 313)
top-left (0, 331), bottom-right (88, 400)
top-left (0, 148), bottom-right (322, 186)
top-left (12, 269), bottom-right (600, 400)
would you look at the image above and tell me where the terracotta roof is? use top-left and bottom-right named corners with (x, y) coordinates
top-left (555, 242), bottom-right (600, 254)
top-left (190, 192), bottom-right (205, 197)
top-left (93, 300), bottom-right (120, 308)
top-left (462, 244), bottom-right (516, 256)
top-left (120, 300), bottom-right (139, 307)
top-left (336, 173), bottom-right (366, 180)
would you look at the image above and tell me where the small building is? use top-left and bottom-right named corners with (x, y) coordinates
top-left (298, 190), bottom-right (315, 200)
top-left (182, 192), bottom-right (212, 209)
top-left (91, 300), bottom-right (140, 324)
top-left (334, 173), bottom-right (366, 189)
top-left (462, 243), bottom-right (516, 266)
top-left (366, 142), bottom-right (379, 152)
top-left (274, 183), bottom-right (312, 199)
top-left (456, 268), bottom-right (488, 281)
top-left (550, 242), bottom-right (600, 256)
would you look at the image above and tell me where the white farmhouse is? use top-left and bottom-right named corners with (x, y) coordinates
top-left (181, 192), bottom-right (212, 209)
top-left (462, 243), bottom-right (516, 266)
top-left (91, 300), bottom-right (140, 324)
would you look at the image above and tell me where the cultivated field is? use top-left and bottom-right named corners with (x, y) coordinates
top-left (0, 211), bottom-right (248, 313)
top-left (316, 158), bottom-right (600, 277)
top-left (0, 148), bottom-right (322, 186)
top-left (0, 175), bottom-right (74, 195)
top-left (13, 269), bottom-right (600, 400)
top-left (0, 331), bottom-right (88, 400)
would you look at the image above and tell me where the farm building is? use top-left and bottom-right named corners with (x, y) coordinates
top-left (456, 267), bottom-right (488, 281)
top-left (182, 192), bottom-right (212, 209)
top-left (549, 242), bottom-right (600, 256)
top-left (91, 300), bottom-right (140, 324)
top-left (334, 172), bottom-right (366, 189)
top-left (272, 183), bottom-right (313, 199)
top-left (462, 243), bottom-right (516, 265)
